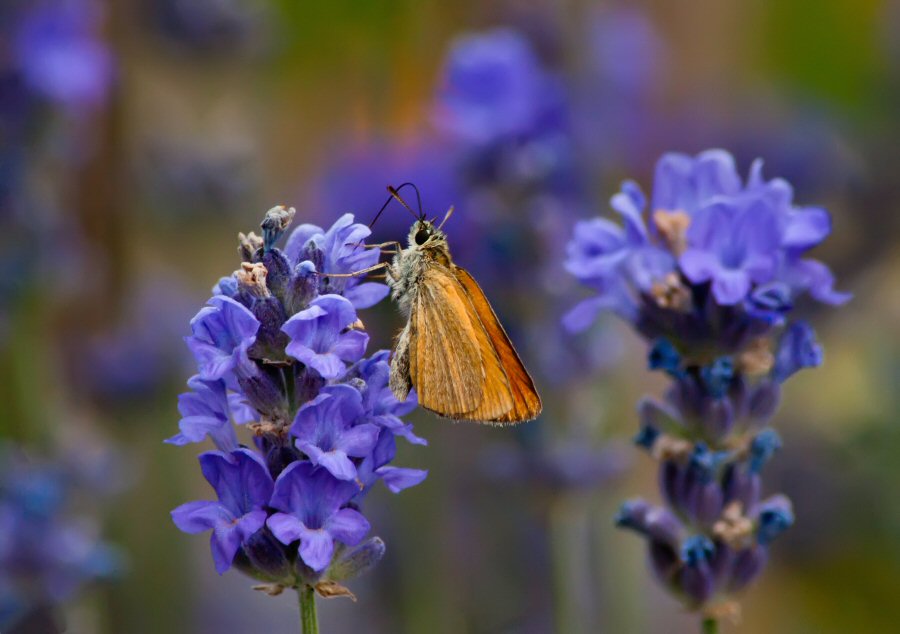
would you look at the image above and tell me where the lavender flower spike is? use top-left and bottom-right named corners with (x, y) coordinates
top-left (565, 149), bottom-right (849, 626)
top-left (169, 207), bottom-right (425, 631)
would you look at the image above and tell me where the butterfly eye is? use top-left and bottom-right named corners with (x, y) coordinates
top-left (414, 229), bottom-right (430, 245)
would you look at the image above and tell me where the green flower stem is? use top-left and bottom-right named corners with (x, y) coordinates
top-left (299, 585), bottom-right (319, 634)
top-left (702, 617), bottom-right (718, 634)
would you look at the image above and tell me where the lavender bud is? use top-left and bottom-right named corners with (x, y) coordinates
top-left (261, 248), bottom-right (292, 299)
top-left (285, 260), bottom-right (319, 314)
top-left (747, 380), bottom-right (781, 423)
top-left (723, 464), bottom-right (761, 510)
top-left (213, 275), bottom-right (238, 298)
top-left (249, 297), bottom-right (289, 362)
top-left (679, 536), bottom-right (716, 606)
top-left (238, 231), bottom-right (263, 262)
top-left (328, 537), bottom-right (386, 582)
top-left (237, 370), bottom-right (287, 420)
top-left (727, 544), bottom-right (768, 592)
top-left (756, 495), bottom-right (794, 544)
top-left (648, 540), bottom-right (680, 586)
top-left (234, 528), bottom-right (293, 583)
top-left (699, 396), bottom-right (734, 440)
top-left (614, 498), bottom-right (654, 534)
top-left (648, 338), bottom-right (681, 376)
top-left (260, 205), bottom-right (296, 252)
top-left (749, 429), bottom-right (781, 474)
top-left (700, 357), bottom-right (734, 398)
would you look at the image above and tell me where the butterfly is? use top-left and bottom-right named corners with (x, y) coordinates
top-left (341, 185), bottom-right (542, 423)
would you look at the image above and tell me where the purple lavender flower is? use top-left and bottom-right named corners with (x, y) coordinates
top-left (284, 214), bottom-right (389, 309)
top-left (290, 385), bottom-right (380, 481)
top-left (267, 462), bottom-right (370, 572)
top-left (185, 295), bottom-right (260, 381)
top-left (171, 449), bottom-right (273, 574)
top-left (166, 376), bottom-right (241, 452)
top-left (565, 149), bottom-right (848, 625)
top-left (282, 295), bottom-right (369, 380)
top-left (169, 207), bottom-right (426, 628)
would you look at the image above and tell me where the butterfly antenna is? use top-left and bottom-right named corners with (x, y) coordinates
top-left (438, 205), bottom-right (455, 230)
top-left (389, 182), bottom-right (425, 220)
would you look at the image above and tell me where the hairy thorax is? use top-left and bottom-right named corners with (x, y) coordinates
top-left (387, 239), bottom-right (452, 317)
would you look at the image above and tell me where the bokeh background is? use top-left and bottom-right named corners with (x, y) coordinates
top-left (2, 0), bottom-right (898, 632)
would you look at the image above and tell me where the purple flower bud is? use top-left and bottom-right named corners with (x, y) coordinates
top-left (756, 495), bottom-right (794, 544)
top-left (679, 535), bottom-right (716, 606)
top-left (772, 321), bottom-right (823, 382)
top-left (727, 544), bottom-right (768, 592)
top-left (614, 498), bottom-right (653, 534)
top-left (700, 357), bottom-right (733, 398)
top-left (722, 464), bottom-right (761, 510)
top-left (233, 527), bottom-right (292, 583)
top-left (236, 369), bottom-right (286, 421)
top-left (648, 338), bottom-right (681, 375)
top-left (285, 260), bottom-right (319, 315)
top-left (747, 380), bottom-right (781, 423)
top-left (261, 248), bottom-right (292, 300)
top-left (749, 430), bottom-right (781, 474)
top-left (328, 537), bottom-right (386, 582)
top-left (699, 396), bottom-right (734, 440)
top-left (260, 205), bottom-right (296, 252)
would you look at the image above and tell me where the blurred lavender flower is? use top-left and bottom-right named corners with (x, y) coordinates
top-left (169, 207), bottom-right (426, 627)
top-left (0, 443), bottom-right (122, 632)
top-left (10, 0), bottom-right (113, 111)
top-left (565, 149), bottom-right (849, 624)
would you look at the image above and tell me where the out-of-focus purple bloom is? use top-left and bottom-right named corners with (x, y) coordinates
top-left (0, 444), bottom-right (122, 630)
top-left (267, 462), bottom-right (370, 572)
top-left (291, 385), bottom-right (380, 481)
top-left (170, 209), bottom-right (425, 601)
top-left (185, 295), bottom-right (259, 381)
top-left (282, 294), bottom-right (369, 380)
top-left (171, 449), bottom-right (273, 574)
top-left (12, 0), bottom-right (113, 111)
top-left (567, 149), bottom-right (849, 620)
top-left (434, 29), bottom-right (558, 146)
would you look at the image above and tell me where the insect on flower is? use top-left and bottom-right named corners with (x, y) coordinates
top-left (328, 184), bottom-right (542, 424)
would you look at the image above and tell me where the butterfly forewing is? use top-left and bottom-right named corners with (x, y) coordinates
top-left (412, 266), bottom-right (486, 416)
top-left (453, 267), bottom-right (542, 422)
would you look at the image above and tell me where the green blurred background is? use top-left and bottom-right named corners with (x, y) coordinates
top-left (2, 0), bottom-right (899, 632)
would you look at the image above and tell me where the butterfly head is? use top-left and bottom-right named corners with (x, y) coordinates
top-left (408, 219), bottom-right (446, 248)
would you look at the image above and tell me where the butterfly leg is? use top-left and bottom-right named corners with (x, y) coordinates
top-left (318, 262), bottom-right (388, 278)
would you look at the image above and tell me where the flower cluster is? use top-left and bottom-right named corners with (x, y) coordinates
top-left (0, 443), bottom-right (121, 630)
top-left (565, 149), bottom-right (849, 618)
top-left (169, 208), bottom-right (426, 599)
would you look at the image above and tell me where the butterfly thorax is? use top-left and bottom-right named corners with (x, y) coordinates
top-left (387, 220), bottom-right (453, 316)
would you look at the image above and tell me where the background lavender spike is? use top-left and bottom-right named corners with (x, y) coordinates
top-left (565, 148), bottom-right (848, 625)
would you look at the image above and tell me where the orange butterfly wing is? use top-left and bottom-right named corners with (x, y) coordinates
top-left (412, 265), bottom-right (488, 417)
top-left (453, 266), bottom-right (542, 422)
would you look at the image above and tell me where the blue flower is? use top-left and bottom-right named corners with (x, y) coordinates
top-left (267, 462), bottom-right (370, 572)
top-left (165, 376), bottom-right (239, 452)
top-left (185, 295), bottom-right (259, 381)
top-left (291, 385), bottom-right (380, 481)
top-left (282, 294), bottom-right (369, 379)
top-left (171, 449), bottom-right (274, 574)
top-left (283, 214), bottom-right (389, 309)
